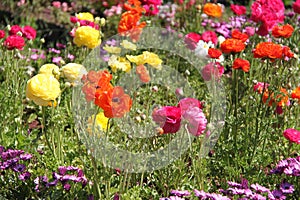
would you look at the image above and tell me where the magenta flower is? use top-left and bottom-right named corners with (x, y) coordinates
top-left (9, 25), bottom-right (22, 35)
top-left (0, 30), bottom-right (5, 39)
top-left (152, 106), bottom-right (182, 134)
top-left (21, 25), bottom-right (37, 40)
top-left (283, 128), bottom-right (300, 144)
top-left (184, 32), bottom-right (201, 50)
top-left (178, 97), bottom-right (203, 114)
top-left (201, 30), bottom-right (218, 45)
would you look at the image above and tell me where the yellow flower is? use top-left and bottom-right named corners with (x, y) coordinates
top-left (103, 45), bottom-right (122, 54)
top-left (126, 51), bottom-right (162, 70)
top-left (87, 112), bottom-right (109, 137)
top-left (61, 63), bottom-right (87, 85)
top-left (108, 55), bottom-right (131, 73)
top-left (76, 12), bottom-right (94, 22)
top-left (26, 74), bottom-right (61, 106)
top-left (39, 64), bottom-right (60, 79)
top-left (120, 40), bottom-right (137, 51)
top-left (73, 26), bottom-right (101, 49)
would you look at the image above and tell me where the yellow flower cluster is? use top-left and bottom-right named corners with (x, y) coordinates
top-left (73, 26), bottom-right (101, 49)
top-left (108, 55), bottom-right (131, 73)
top-left (76, 12), bottom-right (94, 22)
top-left (126, 51), bottom-right (162, 70)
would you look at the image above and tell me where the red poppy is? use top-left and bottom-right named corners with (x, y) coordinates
top-left (98, 86), bottom-right (132, 118)
top-left (118, 12), bottom-right (146, 41)
top-left (232, 58), bottom-right (250, 72)
top-left (282, 46), bottom-right (294, 59)
top-left (136, 65), bottom-right (150, 83)
top-left (291, 86), bottom-right (300, 100)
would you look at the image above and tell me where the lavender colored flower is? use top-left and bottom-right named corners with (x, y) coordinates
top-left (48, 48), bottom-right (61, 54)
top-left (251, 183), bottom-right (270, 193)
top-left (20, 153), bottom-right (32, 160)
top-left (12, 163), bottom-right (26, 172)
top-left (280, 182), bottom-right (294, 194)
top-left (194, 189), bottom-right (207, 198)
top-left (170, 189), bottom-right (190, 197)
top-left (18, 171), bottom-right (31, 181)
top-left (52, 56), bottom-right (63, 64)
top-left (67, 53), bottom-right (75, 61)
top-left (63, 183), bottom-right (71, 191)
top-left (58, 166), bottom-right (67, 175)
top-left (268, 190), bottom-right (286, 200)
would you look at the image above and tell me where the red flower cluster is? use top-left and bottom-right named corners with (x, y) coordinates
top-left (82, 70), bottom-right (132, 118)
top-left (231, 29), bottom-right (249, 42)
top-left (230, 4), bottom-right (246, 15)
top-left (118, 0), bottom-right (146, 41)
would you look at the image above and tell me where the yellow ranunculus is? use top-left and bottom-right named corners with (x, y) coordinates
top-left (76, 12), bottom-right (94, 22)
top-left (39, 64), bottom-right (60, 79)
top-left (103, 45), bottom-right (122, 54)
top-left (26, 74), bottom-right (61, 106)
top-left (61, 63), bottom-right (87, 85)
top-left (73, 26), bottom-right (101, 49)
top-left (120, 40), bottom-right (137, 51)
top-left (87, 112), bottom-right (109, 137)
top-left (108, 55), bottom-right (131, 73)
top-left (126, 51), bottom-right (162, 70)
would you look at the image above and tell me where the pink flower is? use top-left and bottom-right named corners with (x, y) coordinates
top-left (152, 106), bottom-right (181, 134)
top-left (244, 27), bottom-right (256, 36)
top-left (184, 32), bottom-right (201, 50)
top-left (201, 31), bottom-right (218, 45)
top-left (143, 4), bottom-right (160, 16)
top-left (250, 0), bottom-right (285, 36)
top-left (178, 98), bottom-right (203, 114)
top-left (70, 16), bottom-right (78, 23)
top-left (52, 56), bottom-right (63, 64)
top-left (9, 25), bottom-right (22, 35)
top-left (183, 107), bottom-right (207, 136)
top-left (0, 30), bottom-right (5, 39)
top-left (22, 26), bottom-right (36, 40)
top-left (253, 82), bottom-right (269, 94)
top-left (201, 62), bottom-right (224, 81)
top-left (283, 128), bottom-right (300, 144)
top-left (30, 54), bottom-right (39, 60)
top-left (52, 1), bottom-right (61, 8)
top-left (4, 35), bottom-right (25, 50)
top-left (293, 0), bottom-right (300, 14)
top-left (230, 4), bottom-right (247, 15)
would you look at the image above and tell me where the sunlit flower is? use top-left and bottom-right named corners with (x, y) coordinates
top-left (253, 42), bottom-right (282, 60)
top-left (108, 55), bottom-right (131, 73)
top-left (87, 112), bottom-right (109, 135)
top-left (291, 86), bottom-right (300, 100)
top-left (26, 74), bottom-right (61, 106)
top-left (120, 40), bottom-right (137, 50)
top-left (208, 48), bottom-right (222, 59)
top-left (76, 12), bottom-right (94, 22)
top-left (103, 45), bottom-right (122, 54)
top-left (126, 51), bottom-right (162, 69)
top-left (73, 26), bottom-right (101, 49)
top-left (203, 3), bottom-right (222, 18)
top-left (152, 106), bottom-right (181, 134)
top-left (195, 40), bottom-right (214, 59)
top-left (61, 63), bottom-right (87, 85)
top-left (39, 64), bottom-right (60, 78)
top-left (4, 35), bottom-right (25, 50)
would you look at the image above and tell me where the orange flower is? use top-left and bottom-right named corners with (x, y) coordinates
top-left (220, 38), bottom-right (245, 54)
top-left (118, 12), bottom-right (146, 41)
top-left (272, 24), bottom-right (294, 38)
top-left (263, 88), bottom-right (289, 107)
top-left (98, 86), bottom-right (132, 118)
top-left (136, 65), bottom-right (150, 83)
top-left (291, 86), bottom-right (300, 100)
top-left (208, 48), bottom-right (222, 59)
top-left (231, 29), bottom-right (249, 42)
top-left (253, 42), bottom-right (282, 59)
top-left (123, 0), bottom-right (145, 14)
top-left (203, 3), bottom-right (222, 18)
top-left (232, 58), bottom-right (250, 72)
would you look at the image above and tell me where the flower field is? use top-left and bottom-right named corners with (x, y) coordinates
top-left (1, 0), bottom-right (300, 199)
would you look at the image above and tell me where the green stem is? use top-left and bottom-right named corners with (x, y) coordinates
top-left (42, 106), bottom-right (54, 156)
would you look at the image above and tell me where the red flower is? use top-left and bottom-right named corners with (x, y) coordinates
top-left (136, 65), bottom-right (150, 83)
top-left (201, 31), bottom-right (218, 45)
top-left (201, 62), bottom-right (224, 81)
top-left (0, 30), bottom-right (5, 39)
top-left (283, 128), bottom-right (300, 144)
top-left (184, 32), bottom-right (201, 50)
top-left (4, 35), bottom-right (25, 50)
top-left (22, 26), bottom-right (37, 40)
top-left (293, 0), bottom-right (300, 14)
top-left (230, 4), bottom-right (246, 15)
top-left (208, 48), bottom-right (222, 59)
top-left (220, 38), bottom-right (245, 54)
top-left (232, 58), bottom-right (250, 72)
top-left (118, 12), bottom-right (146, 41)
top-left (231, 29), bottom-right (249, 42)
top-left (282, 46), bottom-right (294, 59)
top-left (152, 106), bottom-right (181, 134)
top-left (9, 25), bottom-right (22, 35)
top-left (98, 86), bottom-right (132, 118)
top-left (272, 24), bottom-right (294, 38)
top-left (291, 86), bottom-right (300, 100)
top-left (253, 42), bottom-right (282, 60)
